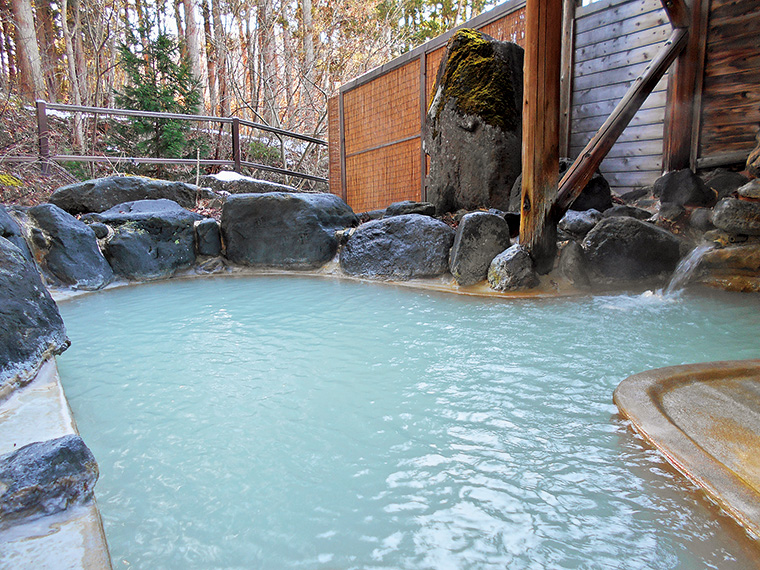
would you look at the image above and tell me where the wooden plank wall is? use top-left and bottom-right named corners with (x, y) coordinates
top-left (569, 0), bottom-right (671, 195)
top-left (698, 0), bottom-right (760, 167)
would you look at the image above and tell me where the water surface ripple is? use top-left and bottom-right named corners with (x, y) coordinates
top-left (57, 277), bottom-right (760, 569)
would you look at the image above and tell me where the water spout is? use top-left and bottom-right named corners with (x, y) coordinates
top-left (664, 244), bottom-right (713, 295)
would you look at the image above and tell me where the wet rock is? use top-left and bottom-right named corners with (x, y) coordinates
top-left (425, 30), bottom-right (524, 213)
top-left (738, 179), bottom-right (760, 201)
top-left (86, 199), bottom-right (203, 280)
top-left (509, 157), bottom-right (612, 213)
top-left (222, 192), bottom-right (358, 269)
top-left (86, 221), bottom-right (110, 239)
top-left (582, 217), bottom-right (681, 281)
top-left (557, 209), bottom-right (602, 240)
top-left (385, 201), bottom-right (436, 217)
top-left (449, 211), bottom-right (512, 286)
top-left (704, 169), bottom-right (748, 200)
top-left (340, 214), bottom-right (455, 279)
top-left (747, 132), bottom-right (760, 178)
top-left (557, 240), bottom-right (590, 289)
top-left (653, 169), bottom-right (714, 207)
top-left (28, 204), bottom-right (113, 290)
top-left (487, 244), bottom-right (539, 291)
top-left (0, 237), bottom-right (69, 391)
top-left (689, 208), bottom-right (715, 233)
top-left (49, 176), bottom-right (214, 214)
top-left (195, 218), bottom-right (221, 257)
top-left (0, 205), bottom-right (32, 261)
top-left (712, 198), bottom-right (760, 236)
top-left (657, 202), bottom-right (686, 223)
top-left (0, 435), bottom-right (98, 526)
top-left (617, 187), bottom-right (649, 203)
top-left (697, 244), bottom-right (760, 292)
top-left (602, 205), bottom-right (652, 221)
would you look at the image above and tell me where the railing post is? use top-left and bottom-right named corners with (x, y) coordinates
top-left (232, 118), bottom-right (241, 173)
top-left (36, 100), bottom-right (51, 176)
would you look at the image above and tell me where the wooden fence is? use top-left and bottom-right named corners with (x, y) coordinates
top-left (9, 101), bottom-right (328, 184)
top-left (329, 0), bottom-right (760, 212)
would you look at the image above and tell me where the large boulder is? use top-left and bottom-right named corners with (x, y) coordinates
top-left (49, 176), bottom-right (212, 214)
top-left (704, 169), bottom-right (748, 200)
top-left (222, 192), bottom-right (358, 269)
top-left (424, 29), bottom-right (523, 214)
top-left (85, 199), bottom-right (203, 280)
top-left (557, 209), bottom-right (602, 241)
top-left (582, 217), bottom-right (682, 281)
top-left (0, 205), bottom-right (32, 261)
top-left (0, 237), bottom-right (69, 392)
top-left (449, 211), bottom-right (511, 286)
top-left (602, 205), bottom-right (652, 221)
top-left (487, 244), bottom-right (539, 291)
top-left (340, 214), bottom-right (455, 279)
top-left (0, 435), bottom-right (98, 526)
top-left (653, 169), bottom-right (714, 207)
top-left (28, 204), bottom-right (113, 290)
top-left (697, 244), bottom-right (760, 292)
top-left (712, 198), bottom-right (760, 236)
top-left (385, 201), bottom-right (436, 218)
top-left (509, 157), bottom-right (612, 212)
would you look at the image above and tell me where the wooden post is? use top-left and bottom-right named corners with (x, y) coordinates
top-left (36, 99), bottom-right (51, 176)
top-left (520, 0), bottom-right (563, 274)
top-left (559, 0), bottom-right (576, 158)
top-left (232, 117), bottom-right (241, 173)
top-left (339, 91), bottom-right (348, 203)
top-left (663, 0), bottom-right (707, 172)
top-left (419, 50), bottom-right (428, 202)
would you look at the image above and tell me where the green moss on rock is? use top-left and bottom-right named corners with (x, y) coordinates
top-left (432, 29), bottom-right (522, 133)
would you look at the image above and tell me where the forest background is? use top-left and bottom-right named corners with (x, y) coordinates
top-left (1, 0), bottom-right (498, 198)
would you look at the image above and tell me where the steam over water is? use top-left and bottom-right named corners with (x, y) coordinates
top-left (58, 277), bottom-right (760, 569)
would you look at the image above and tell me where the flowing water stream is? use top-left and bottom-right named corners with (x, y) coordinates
top-left (57, 276), bottom-right (760, 569)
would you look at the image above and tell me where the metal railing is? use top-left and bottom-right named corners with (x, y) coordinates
top-left (9, 100), bottom-right (328, 184)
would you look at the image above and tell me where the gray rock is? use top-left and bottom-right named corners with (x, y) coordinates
top-left (222, 192), bottom-right (358, 269)
top-left (199, 173), bottom-right (296, 195)
top-left (449, 212), bottom-right (512, 286)
top-left (0, 205), bottom-right (32, 261)
top-left (737, 179), bottom-right (760, 201)
top-left (712, 197), bottom-right (760, 236)
top-left (359, 209), bottom-right (385, 222)
top-left (602, 205), bottom-right (652, 221)
top-left (0, 435), bottom-right (98, 526)
top-left (558, 208), bottom-right (602, 240)
top-left (582, 217), bottom-right (682, 281)
top-left (49, 176), bottom-right (209, 214)
top-left (28, 204), bottom-right (113, 290)
top-left (87, 199), bottom-right (203, 280)
top-left (0, 237), bottom-right (69, 391)
top-left (487, 244), bottom-right (539, 291)
top-left (653, 169), bottom-right (714, 206)
top-left (425, 30), bottom-right (524, 213)
top-left (557, 240), bottom-right (590, 289)
top-left (689, 208), bottom-right (715, 232)
top-left (705, 169), bottom-right (748, 200)
top-left (195, 218), bottom-right (221, 257)
top-left (385, 201), bottom-right (436, 217)
top-left (509, 157), bottom-right (612, 212)
top-left (86, 222), bottom-right (110, 239)
top-left (340, 214), bottom-right (455, 279)
top-left (658, 202), bottom-right (686, 223)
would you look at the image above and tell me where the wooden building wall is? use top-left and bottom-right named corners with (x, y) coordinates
top-left (569, 0), bottom-right (671, 196)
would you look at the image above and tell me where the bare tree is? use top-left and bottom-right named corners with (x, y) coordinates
top-left (10, 0), bottom-right (45, 99)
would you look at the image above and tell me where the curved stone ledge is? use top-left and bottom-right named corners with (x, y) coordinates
top-left (614, 359), bottom-right (760, 540)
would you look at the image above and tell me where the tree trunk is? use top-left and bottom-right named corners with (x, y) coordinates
top-left (211, 0), bottom-right (228, 116)
top-left (0, 0), bottom-right (18, 89)
top-left (183, 0), bottom-right (206, 106)
top-left (10, 0), bottom-right (45, 100)
top-left (71, 0), bottom-right (89, 105)
top-left (36, 0), bottom-right (59, 100)
top-left (257, 0), bottom-right (278, 126)
top-left (61, 0), bottom-right (84, 151)
top-left (201, 0), bottom-right (217, 115)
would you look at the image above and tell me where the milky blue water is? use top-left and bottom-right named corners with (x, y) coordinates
top-left (57, 276), bottom-right (760, 569)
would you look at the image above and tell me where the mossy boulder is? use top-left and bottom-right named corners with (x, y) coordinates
top-left (424, 29), bottom-right (523, 214)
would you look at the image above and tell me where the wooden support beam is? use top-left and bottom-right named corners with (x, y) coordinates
top-left (663, 0), bottom-right (708, 172)
top-left (660, 0), bottom-right (691, 29)
top-left (555, 27), bottom-right (688, 215)
top-left (520, 0), bottom-right (563, 274)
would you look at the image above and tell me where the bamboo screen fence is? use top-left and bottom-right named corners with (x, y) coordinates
top-left (329, 0), bottom-right (760, 213)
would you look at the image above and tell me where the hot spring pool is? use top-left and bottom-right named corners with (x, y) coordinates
top-left (57, 276), bottom-right (760, 569)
